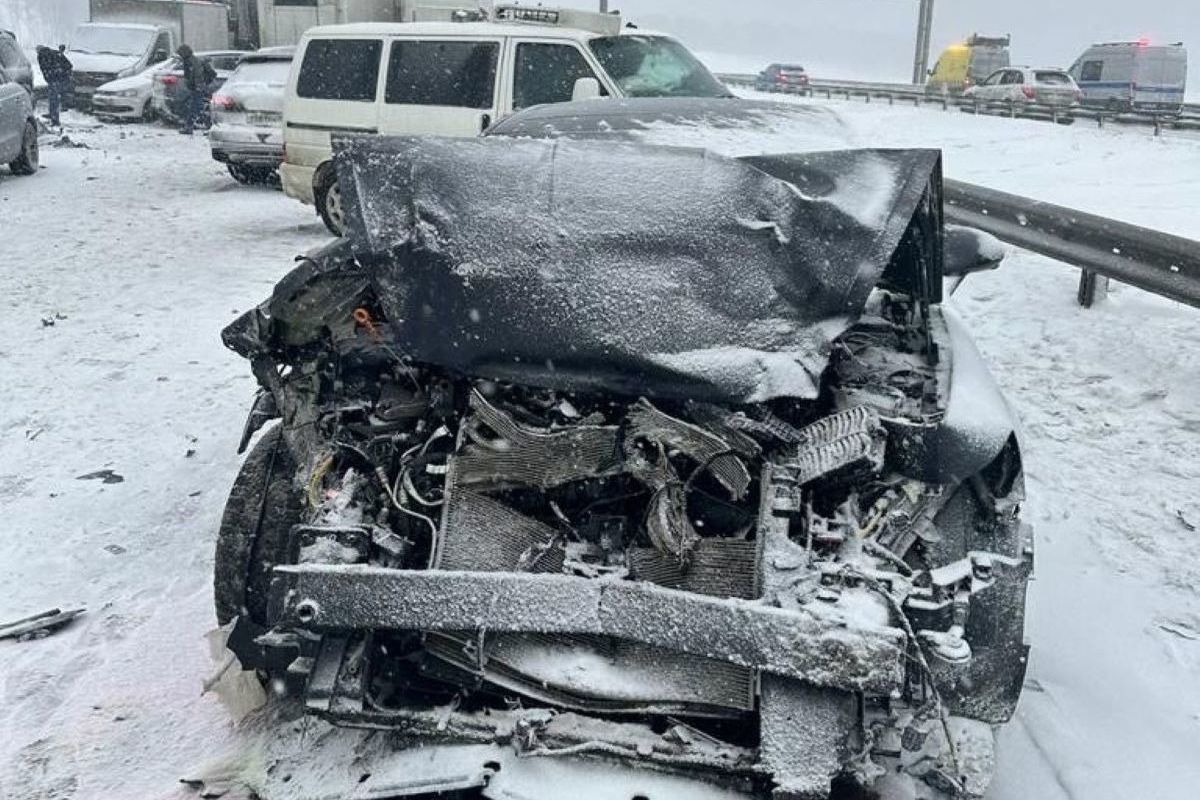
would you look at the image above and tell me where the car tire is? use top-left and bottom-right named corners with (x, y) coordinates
top-left (141, 101), bottom-right (156, 123)
top-left (227, 163), bottom-right (255, 185)
top-left (213, 425), bottom-right (304, 628)
top-left (9, 120), bottom-right (38, 176)
top-left (315, 167), bottom-right (346, 236)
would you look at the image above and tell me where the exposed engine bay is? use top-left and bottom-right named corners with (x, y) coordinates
top-left (216, 137), bottom-right (1032, 799)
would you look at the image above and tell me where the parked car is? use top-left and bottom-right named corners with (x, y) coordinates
top-left (0, 29), bottom-right (33, 95)
top-left (927, 33), bottom-right (1011, 95)
top-left (151, 50), bottom-right (245, 123)
top-left (281, 11), bottom-right (732, 234)
top-left (210, 47), bottom-right (293, 184)
top-left (91, 60), bottom-right (177, 121)
top-left (964, 66), bottom-right (1081, 113)
top-left (1068, 40), bottom-right (1188, 114)
top-left (755, 62), bottom-right (809, 92)
top-left (67, 23), bottom-right (175, 110)
top-left (217, 97), bottom-right (1030, 800)
top-left (0, 66), bottom-right (38, 175)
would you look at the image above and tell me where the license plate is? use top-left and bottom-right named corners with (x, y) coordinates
top-left (247, 112), bottom-right (281, 126)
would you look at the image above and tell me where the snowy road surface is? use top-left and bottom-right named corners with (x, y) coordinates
top-left (1, 105), bottom-right (1199, 800)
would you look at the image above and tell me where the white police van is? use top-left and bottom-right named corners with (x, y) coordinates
top-left (280, 4), bottom-right (730, 234)
top-left (1067, 40), bottom-right (1187, 114)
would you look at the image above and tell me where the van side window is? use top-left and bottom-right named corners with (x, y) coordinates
top-left (514, 42), bottom-right (604, 109)
top-left (151, 32), bottom-right (171, 63)
top-left (297, 39), bottom-right (382, 102)
top-left (1080, 60), bottom-right (1103, 82)
top-left (385, 40), bottom-right (498, 108)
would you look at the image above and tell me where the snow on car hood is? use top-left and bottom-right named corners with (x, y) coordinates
top-left (96, 71), bottom-right (153, 92)
top-left (67, 51), bottom-right (140, 75)
top-left (333, 134), bottom-right (942, 405)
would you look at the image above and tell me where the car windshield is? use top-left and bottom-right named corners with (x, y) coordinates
top-left (71, 26), bottom-right (154, 57)
top-left (227, 59), bottom-right (292, 87)
top-left (1035, 71), bottom-right (1072, 85)
top-left (588, 35), bottom-right (730, 98)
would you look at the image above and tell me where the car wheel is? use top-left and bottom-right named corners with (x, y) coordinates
top-left (213, 425), bottom-right (304, 628)
top-left (140, 101), bottom-right (156, 123)
top-left (227, 163), bottom-right (255, 185)
top-left (9, 120), bottom-right (38, 175)
top-left (315, 170), bottom-right (346, 236)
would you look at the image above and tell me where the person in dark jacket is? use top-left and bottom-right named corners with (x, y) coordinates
top-left (36, 44), bottom-right (73, 127)
top-left (176, 44), bottom-right (215, 135)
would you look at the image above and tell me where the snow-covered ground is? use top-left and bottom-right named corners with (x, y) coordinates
top-left (1, 101), bottom-right (1199, 800)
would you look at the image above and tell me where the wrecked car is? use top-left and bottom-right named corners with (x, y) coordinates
top-left (216, 105), bottom-right (1031, 800)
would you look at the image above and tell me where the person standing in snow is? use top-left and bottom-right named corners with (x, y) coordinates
top-left (176, 44), bottom-right (215, 135)
top-left (36, 45), bottom-right (73, 128)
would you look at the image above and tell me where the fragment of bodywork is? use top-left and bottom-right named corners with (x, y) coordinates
top-left (333, 135), bottom-right (943, 404)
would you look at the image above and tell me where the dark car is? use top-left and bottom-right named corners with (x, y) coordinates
top-left (0, 30), bottom-right (33, 95)
top-left (214, 98), bottom-right (1030, 800)
top-left (150, 50), bottom-right (244, 123)
top-left (755, 62), bottom-right (810, 92)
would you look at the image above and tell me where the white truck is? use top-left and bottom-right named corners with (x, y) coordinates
top-left (256, 0), bottom-right (492, 47)
top-left (69, 0), bottom-right (233, 106)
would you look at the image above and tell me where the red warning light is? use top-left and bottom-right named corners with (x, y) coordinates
top-left (1136, 36), bottom-right (1151, 47)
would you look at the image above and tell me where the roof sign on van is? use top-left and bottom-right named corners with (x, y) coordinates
top-left (492, 4), bottom-right (622, 35)
top-left (967, 34), bottom-right (1011, 48)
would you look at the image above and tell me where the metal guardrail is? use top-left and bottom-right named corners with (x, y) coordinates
top-left (718, 74), bottom-right (1200, 135)
top-left (944, 180), bottom-right (1200, 309)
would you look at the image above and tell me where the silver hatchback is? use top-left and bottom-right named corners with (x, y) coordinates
top-left (0, 66), bottom-right (37, 176)
top-left (209, 47), bottom-right (292, 184)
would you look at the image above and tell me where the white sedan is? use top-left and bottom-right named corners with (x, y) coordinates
top-left (91, 60), bottom-right (174, 121)
top-left (964, 66), bottom-right (1082, 111)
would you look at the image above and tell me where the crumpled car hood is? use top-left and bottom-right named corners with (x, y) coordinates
top-left (334, 135), bottom-right (942, 404)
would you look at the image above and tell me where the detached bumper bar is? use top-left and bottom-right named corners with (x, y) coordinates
top-left (277, 565), bottom-right (906, 694)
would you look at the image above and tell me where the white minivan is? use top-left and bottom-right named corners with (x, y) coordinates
top-left (1067, 40), bottom-right (1188, 114)
top-left (281, 13), bottom-right (731, 233)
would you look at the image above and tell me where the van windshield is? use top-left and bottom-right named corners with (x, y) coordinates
top-left (71, 25), bottom-right (154, 57)
top-left (588, 35), bottom-right (730, 98)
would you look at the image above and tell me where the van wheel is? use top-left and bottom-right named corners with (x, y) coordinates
top-left (315, 169), bottom-right (346, 236)
top-left (9, 120), bottom-right (38, 175)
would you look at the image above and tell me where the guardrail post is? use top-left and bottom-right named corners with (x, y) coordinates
top-left (941, 98), bottom-right (948, 111)
top-left (1097, 113), bottom-right (1105, 129)
top-left (1077, 270), bottom-right (1098, 307)
top-left (1052, 109), bottom-right (1059, 124)
top-left (888, 94), bottom-right (894, 106)
top-left (1154, 117), bottom-right (1163, 136)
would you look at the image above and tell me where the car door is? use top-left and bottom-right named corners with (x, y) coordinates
top-left (975, 70), bottom-right (1004, 101)
top-left (505, 38), bottom-right (610, 114)
top-left (999, 69), bottom-right (1024, 101)
top-left (377, 36), bottom-right (503, 137)
top-left (0, 67), bottom-right (21, 162)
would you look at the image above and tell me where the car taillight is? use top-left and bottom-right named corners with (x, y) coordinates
top-left (160, 74), bottom-right (178, 85)
top-left (210, 94), bottom-right (237, 111)
top-left (1074, 88), bottom-right (1083, 101)
top-left (1022, 84), bottom-right (1035, 99)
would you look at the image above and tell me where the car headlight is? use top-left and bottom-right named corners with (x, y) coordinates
top-left (115, 88), bottom-right (139, 97)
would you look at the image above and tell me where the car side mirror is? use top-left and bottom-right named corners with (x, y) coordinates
top-left (571, 77), bottom-right (601, 102)
top-left (944, 225), bottom-right (1005, 277)
top-left (152, 50), bottom-right (168, 63)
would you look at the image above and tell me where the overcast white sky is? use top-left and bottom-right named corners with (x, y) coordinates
top-left (621, 0), bottom-right (1196, 83)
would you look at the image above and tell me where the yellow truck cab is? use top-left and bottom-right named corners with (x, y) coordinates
top-left (927, 34), bottom-right (1011, 94)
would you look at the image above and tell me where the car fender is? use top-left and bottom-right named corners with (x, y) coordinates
top-left (916, 307), bottom-right (1022, 485)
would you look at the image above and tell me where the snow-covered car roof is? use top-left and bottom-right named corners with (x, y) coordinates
top-left (302, 21), bottom-right (672, 44)
top-left (486, 96), bottom-right (858, 157)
